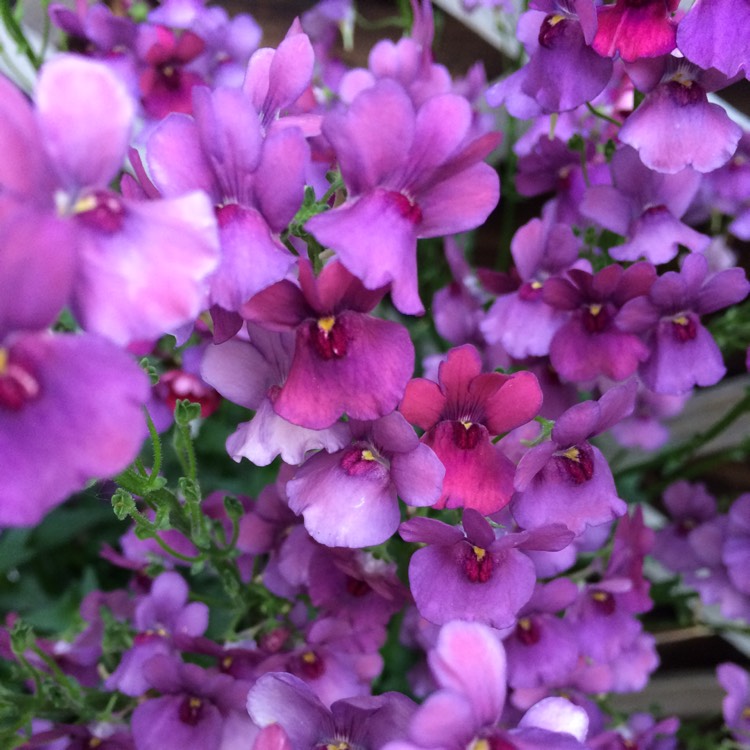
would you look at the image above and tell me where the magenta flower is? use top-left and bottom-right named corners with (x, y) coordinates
top-left (306, 79), bottom-right (500, 314)
top-left (137, 24), bottom-right (207, 119)
top-left (242, 260), bottom-right (415, 430)
top-left (201, 324), bottom-right (350, 466)
top-left (592, 0), bottom-right (677, 62)
top-left (400, 344), bottom-right (542, 514)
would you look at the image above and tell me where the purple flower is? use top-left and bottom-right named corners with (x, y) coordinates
top-left (400, 344), bottom-right (542, 515)
top-left (386, 620), bottom-right (590, 750)
top-left (146, 84), bottom-right (308, 316)
top-left (718, 662), bottom-right (750, 746)
top-left (618, 253), bottom-right (750, 393)
top-left (0, 55), bottom-right (220, 346)
top-left (0, 332), bottom-right (148, 526)
top-left (285, 411), bottom-right (444, 548)
top-left (580, 145), bottom-right (709, 264)
top-left (131, 655), bottom-right (256, 750)
top-left (481, 205), bottom-right (583, 358)
top-left (724, 494), bottom-right (750, 597)
top-left (106, 572), bottom-right (209, 696)
top-left (543, 263), bottom-right (655, 384)
top-left (512, 382), bottom-right (636, 535)
top-left (505, 580), bottom-right (580, 691)
top-left (242, 259), bottom-right (415, 430)
top-left (247, 672), bottom-right (415, 749)
top-left (619, 58), bottom-right (742, 174)
top-left (488, 2), bottom-right (613, 115)
top-left (677, 0), bottom-right (750, 81)
top-left (400, 510), bottom-right (573, 628)
top-left (306, 79), bottom-right (500, 314)
top-left (653, 481), bottom-right (717, 573)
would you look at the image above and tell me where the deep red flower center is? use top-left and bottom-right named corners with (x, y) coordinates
top-left (539, 14), bottom-right (569, 48)
top-left (515, 616), bottom-right (542, 646)
top-left (519, 280), bottom-right (544, 302)
top-left (463, 544), bottom-right (493, 583)
top-left (72, 189), bottom-right (126, 234)
top-left (670, 314), bottom-right (697, 342)
top-left (388, 190), bottom-right (423, 225)
top-left (582, 303), bottom-right (610, 333)
top-left (294, 649), bottom-right (326, 680)
top-left (590, 589), bottom-right (616, 615)
top-left (345, 576), bottom-right (372, 597)
top-left (340, 445), bottom-right (386, 478)
top-left (557, 443), bottom-right (595, 484)
top-left (178, 696), bottom-right (205, 726)
top-left (0, 349), bottom-right (40, 411)
top-left (452, 420), bottom-right (483, 450)
top-left (311, 316), bottom-right (348, 360)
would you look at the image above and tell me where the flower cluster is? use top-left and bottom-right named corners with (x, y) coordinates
top-left (1, 0), bottom-right (750, 748)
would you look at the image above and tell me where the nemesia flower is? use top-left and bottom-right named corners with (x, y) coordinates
top-left (201, 324), bottom-right (350, 465)
top-left (286, 411), bottom-right (444, 548)
top-left (0, 55), bottom-right (220, 346)
top-left (488, 1), bottom-right (613, 115)
top-left (481, 204), bottom-right (583, 358)
top-left (717, 662), bottom-right (750, 746)
top-left (592, 0), bottom-right (678, 62)
top-left (653, 481), bottom-right (718, 573)
top-left (130, 654), bottom-right (256, 750)
top-left (580, 145), bottom-right (709, 264)
top-left (0, 331), bottom-right (149, 527)
top-left (242, 19), bottom-right (318, 133)
top-left (400, 344), bottom-right (542, 514)
top-left (400, 509), bottom-right (573, 628)
top-left (338, 0), bottom-right (452, 107)
top-left (306, 79), bottom-right (500, 315)
top-left (617, 253), bottom-right (750, 394)
top-left (512, 381), bottom-right (636, 534)
top-left (723, 494), bottom-right (750, 597)
top-left (619, 58), bottom-right (742, 174)
top-left (146, 83), bottom-right (308, 317)
top-left (137, 24), bottom-right (206, 118)
top-left (504, 579), bottom-right (580, 691)
top-left (106, 571), bottom-right (209, 696)
top-left (677, 0), bottom-right (750, 80)
top-left (543, 263), bottom-right (655, 384)
top-left (384, 620), bottom-right (590, 750)
top-left (242, 259), bottom-right (415, 430)
top-left (247, 672), bottom-right (416, 749)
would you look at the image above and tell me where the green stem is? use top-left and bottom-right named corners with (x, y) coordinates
top-left (150, 533), bottom-right (204, 563)
top-left (615, 388), bottom-right (750, 483)
top-left (0, 0), bottom-right (39, 68)
top-left (144, 407), bottom-right (163, 483)
top-left (585, 101), bottom-right (622, 127)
